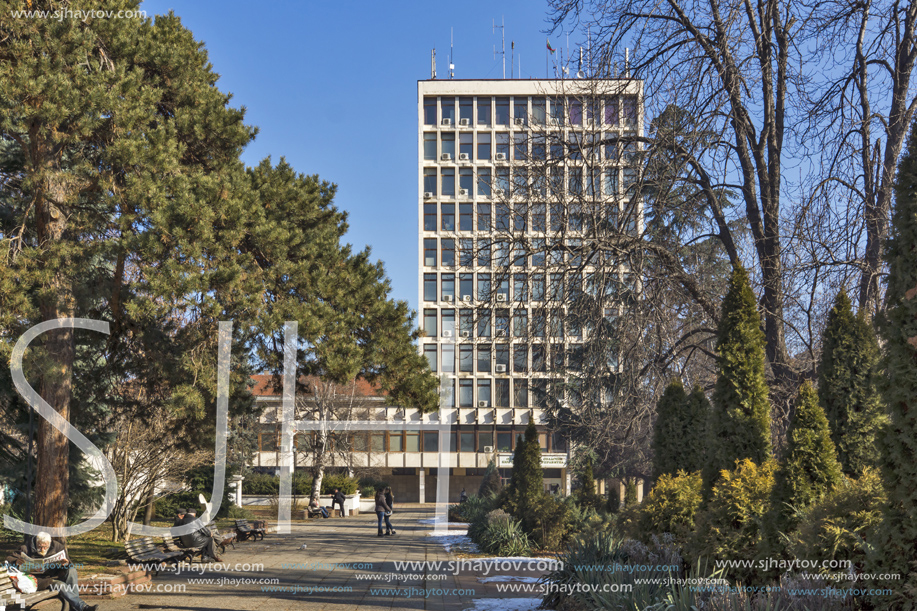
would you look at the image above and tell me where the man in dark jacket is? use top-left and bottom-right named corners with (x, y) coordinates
top-left (7, 532), bottom-right (98, 611)
top-left (331, 489), bottom-right (346, 517)
top-left (177, 509), bottom-right (222, 562)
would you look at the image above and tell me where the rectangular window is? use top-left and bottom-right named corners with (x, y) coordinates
top-left (495, 309), bottom-right (510, 337)
top-left (570, 99), bottom-right (582, 125)
top-left (459, 308), bottom-right (473, 336)
top-left (532, 275), bottom-right (545, 302)
top-left (514, 133), bottom-right (527, 160)
top-left (477, 239), bottom-right (491, 266)
top-left (514, 344), bottom-right (528, 372)
top-left (496, 133), bottom-right (510, 160)
top-left (424, 238), bottom-right (437, 266)
top-left (442, 343), bottom-right (455, 372)
top-left (424, 203), bottom-right (437, 231)
top-left (441, 97), bottom-right (456, 124)
top-left (550, 273), bottom-right (564, 301)
top-left (513, 97), bottom-right (528, 124)
top-left (353, 433), bottom-right (368, 452)
top-left (551, 309), bottom-right (564, 338)
top-left (532, 98), bottom-right (546, 125)
top-left (459, 347), bottom-right (474, 373)
top-left (569, 167), bottom-right (583, 195)
top-left (623, 96), bottom-right (637, 125)
top-left (459, 273), bottom-right (474, 300)
top-left (389, 433), bottom-right (404, 452)
top-left (424, 98), bottom-right (437, 125)
top-left (513, 203), bottom-right (527, 232)
top-left (406, 430), bottom-right (420, 452)
top-left (513, 168), bottom-right (528, 199)
top-left (424, 344), bottom-right (437, 372)
top-left (495, 380), bottom-right (510, 408)
top-left (495, 97), bottom-right (510, 125)
top-left (532, 344), bottom-right (546, 372)
top-left (495, 203), bottom-right (510, 231)
top-left (442, 132), bottom-right (456, 158)
top-left (371, 433), bottom-right (385, 453)
top-left (424, 132), bottom-right (437, 160)
top-left (569, 205), bottom-right (583, 232)
top-left (459, 168), bottom-right (474, 194)
top-left (459, 97), bottom-right (473, 122)
top-left (604, 169), bottom-right (619, 196)
top-left (512, 242), bottom-right (526, 268)
top-left (605, 97), bottom-right (618, 125)
top-left (495, 343), bottom-right (509, 369)
top-left (532, 204), bottom-right (546, 232)
top-left (514, 379), bottom-right (529, 407)
top-left (477, 97), bottom-right (491, 125)
top-left (477, 344), bottom-right (492, 372)
top-left (477, 274), bottom-right (491, 300)
top-left (441, 273), bottom-right (455, 299)
top-left (550, 97), bottom-right (565, 125)
top-left (477, 169), bottom-right (492, 198)
top-left (460, 429), bottom-right (475, 452)
top-left (533, 379), bottom-right (548, 407)
top-left (513, 309), bottom-right (528, 337)
top-left (477, 379), bottom-right (491, 407)
top-left (477, 308), bottom-right (492, 337)
top-left (441, 203), bottom-right (455, 231)
top-left (424, 168), bottom-right (436, 194)
top-left (441, 239), bottom-right (455, 266)
top-left (423, 309), bottom-right (437, 337)
top-left (532, 134), bottom-right (546, 161)
top-left (459, 379), bottom-right (474, 406)
top-left (479, 430), bottom-right (494, 450)
top-left (531, 238), bottom-right (546, 267)
top-left (495, 240), bottom-right (509, 267)
top-left (460, 238), bottom-right (474, 266)
top-left (586, 98), bottom-right (598, 124)
top-left (441, 168), bottom-right (455, 197)
top-left (441, 309), bottom-right (455, 336)
top-left (459, 132), bottom-right (473, 160)
top-left (532, 308), bottom-right (546, 338)
top-left (477, 203), bottom-right (491, 231)
top-left (549, 203), bottom-right (564, 231)
top-left (497, 428), bottom-right (512, 451)
top-left (459, 203), bottom-right (473, 231)
top-left (477, 133), bottom-right (491, 160)
top-left (423, 431), bottom-right (439, 452)
top-left (514, 274), bottom-right (528, 302)
top-left (424, 274), bottom-right (437, 301)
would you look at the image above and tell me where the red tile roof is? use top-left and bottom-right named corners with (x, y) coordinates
top-left (249, 374), bottom-right (383, 398)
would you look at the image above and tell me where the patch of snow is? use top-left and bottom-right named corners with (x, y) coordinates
top-left (427, 529), bottom-right (469, 537)
top-left (426, 530), bottom-right (479, 554)
top-left (463, 598), bottom-right (543, 611)
top-left (478, 575), bottom-right (543, 584)
top-left (417, 517), bottom-right (466, 526)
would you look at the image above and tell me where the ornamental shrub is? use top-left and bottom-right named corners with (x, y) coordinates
top-left (703, 267), bottom-right (772, 500)
top-left (631, 470), bottom-right (703, 546)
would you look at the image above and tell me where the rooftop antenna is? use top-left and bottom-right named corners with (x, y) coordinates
top-left (450, 28), bottom-right (455, 79)
top-left (577, 47), bottom-right (585, 78)
top-left (511, 41), bottom-right (515, 78)
top-left (493, 17), bottom-right (505, 79)
top-left (625, 48), bottom-right (630, 78)
top-left (431, 48), bottom-right (436, 79)
top-left (587, 27), bottom-right (591, 76)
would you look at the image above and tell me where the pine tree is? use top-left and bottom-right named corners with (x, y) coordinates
top-left (703, 266), bottom-right (772, 499)
top-left (575, 454), bottom-right (599, 508)
top-left (818, 290), bottom-right (885, 476)
top-left (478, 459), bottom-right (503, 496)
top-left (873, 116), bottom-right (917, 609)
top-left (510, 420), bottom-right (543, 517)
top-left (768, 382), bottom-right (842, 537)
top-left (653, 381), bottom-right (710, 480)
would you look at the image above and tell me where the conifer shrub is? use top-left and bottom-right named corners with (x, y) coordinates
top-left (574, 454), bottom-right (602, 509)
top-left (478, 459), bottom-right (503, 496)
top-left (653, 382), bottom-right (711, 481)
top-left (477, 509), bottom-right (531, 556)
top-left (691, 459), bottom-right (776, 584)
top-left (785, 467), bottom-right (885, 573)
top-left (703, 267), bottom-right (772, 499)
top-left (767, 382), bottom-right (843, 544)
top-left (819, 290), bottom-right (885, 476)
top-left (630, 471), bottom-right (703, 546)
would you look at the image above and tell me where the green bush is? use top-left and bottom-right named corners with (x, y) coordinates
top-left (226, 505), bottom-right (255, 520)
top-left (785, 467), bottom-right (885, 574)
top-left (321, 473), bottom-right (358, 495)
top-left (630, 470), bottom-right (702, 546)
top-left (690, 459), bottom-right (776, 584)
top-left (358, 476), bottom-right (389, 498)
top-left (242, 473), bottom-right (280, 495)
top-left (478, 459), bottom-right (503, 496)
top-left (477, 509), bottom-right (532, 556)
top-left (240, 472), bottom-right (357, 497)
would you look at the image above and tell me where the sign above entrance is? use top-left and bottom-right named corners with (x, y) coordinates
top-left (497, 453), bottom-right (568, 468)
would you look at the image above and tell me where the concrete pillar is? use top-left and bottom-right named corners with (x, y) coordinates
top-left (636, 479), bottom-right (644, 503)
top-left (419, 468), bottom-right (425, 503)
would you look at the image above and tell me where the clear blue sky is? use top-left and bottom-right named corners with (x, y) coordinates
top-left (140, 0), bottom-right (580, 315)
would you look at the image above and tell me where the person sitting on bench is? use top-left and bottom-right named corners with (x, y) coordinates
top-left (7, 531), bottom-right (98, 611)
top-left (178, 508), bottom-right (222, 562)
top-left (309, 498), bottom-right (330, 518)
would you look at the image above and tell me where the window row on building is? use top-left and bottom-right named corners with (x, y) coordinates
top-left (422, 131), bottom-right (640, 163)
top-left (257, 424), bottom-right (567, 454)
top-left (423, 95), bottom-right (638, 128)
top-left (421, 306), bottom-right (622, 339)
top-left (422, 202), bottom-right (639, 235)
top-left (422, 167), bottom-right (637, 198)
top-left (422, 237), bottom-right (642, 269)
top-left (422, 343), bottom-right (617, 374)
top-left (421, 272), bottom-right (634, 303)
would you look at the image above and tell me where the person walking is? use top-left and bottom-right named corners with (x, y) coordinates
top-left (383, 487), bottom-right (396, 535)
top-left (374, 489), bottom-right (393, 537)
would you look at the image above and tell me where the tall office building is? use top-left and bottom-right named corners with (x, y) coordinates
top-left (418, 78), bottom-right (644, 496)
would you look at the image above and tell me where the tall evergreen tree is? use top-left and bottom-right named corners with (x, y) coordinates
top-left (703, 267), bottom-right (772, 499)
top-left (575, 453), bottom-right (600, 508)
top-left (818, 289), bottom-right (885, 476)
top-left (873, 116), bottom-right (917, 609)
top-left (653, 380), bottom-right (710, 480)
top-left (767, 382), bottom-right (842, 537)
top-left (510, 420), bottom-right (543, 512)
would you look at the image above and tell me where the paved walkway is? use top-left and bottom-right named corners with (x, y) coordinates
top-left (94, 507), bottom-right (546, 611)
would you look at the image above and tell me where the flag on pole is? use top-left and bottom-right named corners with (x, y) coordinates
top-left (546, 39), bottom-right (556, 53)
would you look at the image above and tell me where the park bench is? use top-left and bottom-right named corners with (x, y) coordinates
top-left (162, 536), bottom-right (206, 563)
top-left (306, 506), bottom-right (325, 519)
top-left (0, 566), bottom-right (66, 611)
top-left (124, 536), bottom-right (185, 569)
top-left (234, 519), bottom-right (265, 541)
top-left (209, 525), bottom-right (236, 552)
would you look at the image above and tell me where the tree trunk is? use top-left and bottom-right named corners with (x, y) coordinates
top-left (143, 487), bottom-right (156, 526)
top-left (310, 429), bottom-right (328, 504)
top-left (34, 184), bottom-right (73, 535)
